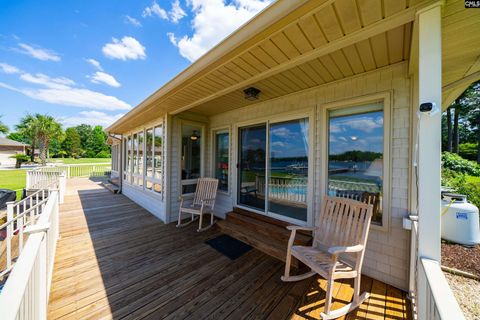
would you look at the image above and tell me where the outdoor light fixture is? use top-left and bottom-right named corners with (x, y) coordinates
top-left (243, 87), bottom-right (261, 101)
top-left (190, 130), bottom-right (200, 141)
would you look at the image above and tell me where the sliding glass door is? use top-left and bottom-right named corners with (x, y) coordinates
top-left (268, 119), bottom-right (309, 222)
top-left (238, 124), bottom-right (266, 211)
top-left (237, 117), bottom-right (310, 224)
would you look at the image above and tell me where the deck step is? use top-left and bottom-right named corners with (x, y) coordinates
top-left (218, 208), bottom-right (312, 268)
top-left (102, 182), bottom-right (120, 194)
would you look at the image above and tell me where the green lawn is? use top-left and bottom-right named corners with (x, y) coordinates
top-left (50, 158), bottom-right (111, 164)
top-left (0, 169), bottom-right (26, 200)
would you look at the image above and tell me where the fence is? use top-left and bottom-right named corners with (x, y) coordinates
top-left (408, 218), bottom-right (465, 320)
top-left (0, 190), bottom-right (59, 320)
top-left (27, 163), bottom-right (111, 180)
top-left (255, 175), bottom-right (308, 203)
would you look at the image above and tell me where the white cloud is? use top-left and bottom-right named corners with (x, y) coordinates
top-left (102, 36), bottom-right (146, 60)
top-left (142, 0), bottom-right (186, 23)
top-left (86, 58), bottom-right (103, 71)
top-left (335, 116), bottom-right (383, 133)
top-left (170, 0), bottom-right (187, 23)
top-left (17, 43), bottom-right (61, 61)
top-left (58, 111), bottom-right (125, 127)
top-left (168, 0), bottom-right (271, 62)
top-left (142, 1), bottom-right (168, 20)
top-left (20, 73), bottom-right (75, 89)
top-left (90, 71), bottom-right (121, 88)
top-left (0, 68), bottom-right (131, 111)
top-left (0, 62), bottom-right (21, 74)
top-left (124, 15), bottom-right (142, 27)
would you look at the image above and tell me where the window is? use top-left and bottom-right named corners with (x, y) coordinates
top-left (327, 102), bottom-right (385, 225)
top-left (237, 116), bottom-right (310, 223)
top-left (125, 135), bottom-right (132, 182)
top-left (137, 131), bottom-right (144, 186)
top-left (214, 131), bottom-right (229, 192)
top-left (123, 124), bottom-right (163, 195)
top-left (154, 126), bottom-right (163, 181)
top-left (145, 125), bottom-right (163, 194)
top-left (181, 124), bottom-right (202, 194)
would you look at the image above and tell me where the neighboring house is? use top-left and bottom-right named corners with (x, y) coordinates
top-left (106, 0), bottom-right (479, 317)
top-left (0, 137), bottom-right (28, 167)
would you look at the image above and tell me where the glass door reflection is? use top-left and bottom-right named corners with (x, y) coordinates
top-left (238, 124), bottom-right (266, 211)
top-left (268, 119), bottom-right (308, 222)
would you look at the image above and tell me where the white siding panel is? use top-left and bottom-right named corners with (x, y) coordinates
top-left (123, 183), bottom-right (166, 222)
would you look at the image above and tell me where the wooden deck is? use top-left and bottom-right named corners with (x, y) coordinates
top-left (48, 178), bottom-right (412, 320)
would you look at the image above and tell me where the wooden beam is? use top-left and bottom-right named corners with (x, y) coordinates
top-left (442, 70), bottom-right (480, 92)
top-left (170, 6), bottom-right (419, 115)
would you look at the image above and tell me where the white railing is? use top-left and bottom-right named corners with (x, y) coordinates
top-left (27, 170), bottom-right (63, 189)
top-left (0, 190), bottom-right (59, 320)
top-left (409, 218), bottom-right (465, 320)
top-left (255, 175), bottom-right (308, 203)
top-left (27, 163), bottom-right (111, 181)
top-left (65, 163), bottom-right (111, 178)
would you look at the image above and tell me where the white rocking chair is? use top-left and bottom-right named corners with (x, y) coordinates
top-left (176, 178), bottom-right (219, 232)
top-left (282, 196), bottom-right (373, 319)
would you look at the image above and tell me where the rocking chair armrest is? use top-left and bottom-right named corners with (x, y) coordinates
top-left (178, 194), bottom-right (194, 201)
top-left (328, 244), bottom-right (364, 256)
top-left (286, 226), bottom-right (314, 232)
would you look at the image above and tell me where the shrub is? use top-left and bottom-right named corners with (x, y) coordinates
top-left (442, 152), bottom-right (480, 176)
top-left (96, 150), bottom-right (110, 158)
top-left (9, 154), bottom-right (30, 168)
top-left (442, 169), bottom-right (480, 208)
top-left (459, 143), bottom-right (478, 161)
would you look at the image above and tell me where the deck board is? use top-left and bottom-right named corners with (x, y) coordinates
top-left (48, 178), bottom-right (412, 320)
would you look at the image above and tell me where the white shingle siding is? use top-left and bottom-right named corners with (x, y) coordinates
top-left (208, 62), bottom-right (411, 290)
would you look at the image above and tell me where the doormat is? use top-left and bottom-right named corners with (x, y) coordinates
top-left (205, 234), bottom-right (253, 260)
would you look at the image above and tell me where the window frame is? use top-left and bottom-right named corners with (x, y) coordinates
top-left (321, 92), bottom-right (392, 231)
top-left (211, 126), bottom-right (231, 195)
top-left (144, 125), bottom-right (164, 196)
top-left (123, 121), bottom-right (164, 197)
top-left (232, 107), bottom-right (315, 227)
top-left (179, 119), bottom-right (206, 196)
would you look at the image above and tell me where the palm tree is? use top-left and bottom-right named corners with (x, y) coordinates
top-left (0, 115), bottom-right (8, 134)
top-left (16, 114), bottom-right (37, 162)
top-left (32, 114), bottom-right (63, 165)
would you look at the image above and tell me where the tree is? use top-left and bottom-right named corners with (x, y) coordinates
top-left (446, 107), bottom-right (452, 152)
top-left (31, 114), bottom-right (63, 165)
top-left (16, 114), bottom-right (37, 162)
top-left (0, 115), bottom-right (8, 134)
top-left (86, 125), bottom-right (109, 157)
top-left (75, 124), bottom-right (93, 151)
top-left (62, 127), bottom-right (82, 157)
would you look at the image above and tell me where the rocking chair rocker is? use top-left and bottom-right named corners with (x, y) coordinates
top-left (176, 178), bottom-right (219, 232)
top-left (282, 196), bottom-right (373, 319)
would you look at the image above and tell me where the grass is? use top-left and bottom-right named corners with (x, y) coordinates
top-left (466, 175), bottom-right (480, 184)
top-left (0, 169), bottom-right (26, 200)
top-left (50, 158), bottom-right (111, 164)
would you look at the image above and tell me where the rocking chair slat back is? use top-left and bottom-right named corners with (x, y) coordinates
top-left (314, 196), bottom-right (372, 252)
top-left (193, 178), bottom-right (219, 208)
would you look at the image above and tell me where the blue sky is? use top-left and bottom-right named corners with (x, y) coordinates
top-left (329, 111), bottom-right (384, 155)
top-left (0, 0), bottom-right (271, 131)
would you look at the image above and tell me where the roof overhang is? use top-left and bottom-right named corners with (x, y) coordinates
top-left (107, 0), bottom-right (480, 133)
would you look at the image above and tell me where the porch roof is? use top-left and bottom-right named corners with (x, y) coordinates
top-left (107, 0), bottom-right (480, 134)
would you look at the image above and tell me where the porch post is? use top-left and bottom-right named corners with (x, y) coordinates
top-left (416, 4), bottom-right (442, 319)
top-left (417, 2), bottom-right (442, 263)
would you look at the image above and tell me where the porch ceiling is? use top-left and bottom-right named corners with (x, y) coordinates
top-left (108, 0), bottom-right (432, 133)
top-left (441, 0), bottom-right (480, 109)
